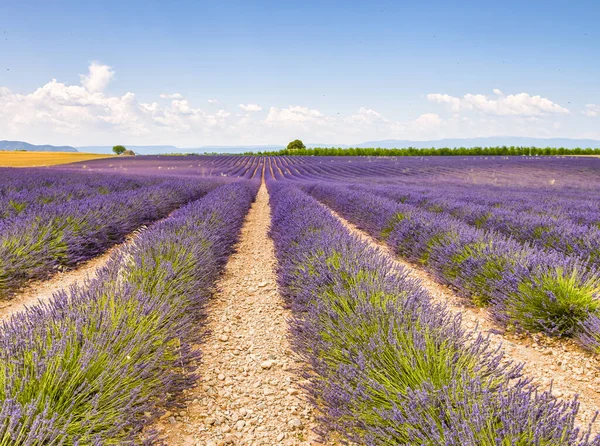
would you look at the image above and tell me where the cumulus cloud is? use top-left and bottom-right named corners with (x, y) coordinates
top-left (414, 113), bottom-right (442, 127)
top-left (0, 63), bottom-right (591, 145)
top-left (584, 104), bottom-right (600, 118)
top-left (0, 62), bottom-right (233, 143)
top-left (160, 93), bottom-right (183, 99)
top-left (427, 90), bottom-right (569, 116)
top-left (347, 107), bottom-right (388, 125)
top-left (266, 105), bottom-right (328, 123)
top-left (239, 103), bottom-right (262, 112)
top-left (79, 62), bottom-right (115, 93)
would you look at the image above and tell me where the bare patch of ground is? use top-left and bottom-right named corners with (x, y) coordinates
top-left (0, 224), bottom-right (155, 321)
top-left (326, 206), bottom-right (600, 433)
top-left (0, 245), bottom-right (119, 321)
top-left (154, 184), bottom-right (325, 446)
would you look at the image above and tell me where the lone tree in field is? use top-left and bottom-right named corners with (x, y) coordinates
top-left (287, 139), bottom-right (306, 151)
top-left (112, 145), bottom-right (127, 155)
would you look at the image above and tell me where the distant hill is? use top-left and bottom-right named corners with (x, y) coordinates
top-left (76, 145), bottom-right (285, 154)
top-left (77, 145), bottom-right (180, 155)
top-left (0, 141), bottom-right (78, 152)
top-left (9, 136), bottom-right (598, 155)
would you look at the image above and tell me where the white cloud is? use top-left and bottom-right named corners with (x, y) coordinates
top-left (414, 113), bottom-right (442, 128)
top-left (160, 93), bottom-right (183, 99)
top-left (79, 62), bottom-right (115, 93)
top-left (266, 105), bottom-right (328, 123)
top-left (0, 62), bottom-right (233, 144)
top-left (347, 107), bottom-right (388, 125)
top-left (239, 103), bottom-right (262, 112)
top-left (0, 63), bottom-right (596, 145)
top-left (208, 99), bottom-right (219, 104)
top-left (493, 88), bottom-right (504, 96)
top-left (427, 90), bottom-right (569, 116)
top-left (584, 104), bottom-right (600, 118)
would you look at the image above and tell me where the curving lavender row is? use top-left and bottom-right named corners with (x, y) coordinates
top-left (0, 178), bottom-right (223, 298)
top-left (0, 180), bottom-right (258, 444)
top-left (374, 184), bottom-right (600, 229)
top-left (272, 155), bottom-right (600, 190)
top-left (0, 168), bottom-right (168, 219)
top-left (347, 183), bottom-right (600, 265)
top-left (302, 182), bottom-right (600, 344)
top-left (268, 181), bottom-right (596, 445)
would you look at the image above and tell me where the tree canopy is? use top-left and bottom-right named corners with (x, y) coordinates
top-left (286, 139), bottom-right (306, 151)
top-left (112, 145), bottom-right (127, 155)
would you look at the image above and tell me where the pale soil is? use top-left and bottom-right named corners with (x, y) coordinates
top-left (0, 244), bottom-right (120, 321)
top-left (154, 184), bottom-right (327, 446)
top-left (0, 225), bottom-right (153, 321)
top-left (325, 206), bottom-right (600, 433)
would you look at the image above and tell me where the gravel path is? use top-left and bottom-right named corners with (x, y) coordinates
top-left (154, 183), bottom-right (325, 446)
top-left (325, 206), bottom-right (600, 432)
top-left (0, 235), bottom-right (135, 321)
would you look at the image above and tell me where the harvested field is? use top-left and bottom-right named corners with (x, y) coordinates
top-left (0, 151), bottom-right (114, 167)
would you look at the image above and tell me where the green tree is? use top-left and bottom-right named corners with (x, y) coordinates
top-left (112, 145), bottom-right (127, 155)
top-left (287, 139), bottom-right (306, 151)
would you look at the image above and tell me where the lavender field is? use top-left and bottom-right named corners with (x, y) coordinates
top-left (2, 155), bottom-right (600, 444)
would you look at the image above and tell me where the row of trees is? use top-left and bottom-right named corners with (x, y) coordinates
top-left (245, 143), bottom-right (600, 157)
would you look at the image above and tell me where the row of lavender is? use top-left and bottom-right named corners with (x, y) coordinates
top-left (0, 181), bottom-right (258, 444)
top-left (345, 183), bottom-right (600, 264)
top-left (354, 181), bottom-right (600, 225)
top-left (268, 181), bottom-right (595, 445)
top-left (303, 182), bottom-right (600, 347)
top-left (54, 155), bottom-right (264, 180)
top-left (0, 169), bottom-right (168, 219)
top-left (271, 156), bottom-right (600, 228)
top-left (0, 173), bottom-right (224, 298)
top-left (270, 155), bottom-right (600, 190)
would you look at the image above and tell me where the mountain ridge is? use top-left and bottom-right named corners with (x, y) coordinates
top-left (0, 140), bottom-right (78, 152)
top-left (78, 137), bottom-right (600, 154)
top-left (4, 137), bottom-right (600, 155)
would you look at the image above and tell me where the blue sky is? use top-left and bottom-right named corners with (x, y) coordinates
top-left (1, 0), bottom-right (599, 147)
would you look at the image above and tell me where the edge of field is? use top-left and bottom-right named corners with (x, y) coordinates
top-left (0, 151), bottom-right (115, 167)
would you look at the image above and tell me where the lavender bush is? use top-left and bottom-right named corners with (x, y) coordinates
top-left (0, 168), bottom-right (166, 219)
top-left (268, 181), bottom-right (596, 445)
top-left (0, 179), bottom-right (222, 298)
top-left (0, 180), bottom-right (258, 444)
top-left (303, 182), bottom-right (600, 338)
top-left (347, 183), bottom-right (600, 266)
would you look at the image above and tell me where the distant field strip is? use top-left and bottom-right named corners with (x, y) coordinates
top-left (0, 151), bottom-right (114, 167)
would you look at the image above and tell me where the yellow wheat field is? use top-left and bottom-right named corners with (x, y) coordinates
top-left (0, 151), bottom-right (114, 167)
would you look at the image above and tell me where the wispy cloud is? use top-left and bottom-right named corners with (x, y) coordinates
top-left (584, 104), bottom-right (600, 118)
top-left (239, 103), bottom-right (262, 112)
top-left (160, 93), bottom-right (183, 99)
top-left (427, 90), bottom-right (570, 116)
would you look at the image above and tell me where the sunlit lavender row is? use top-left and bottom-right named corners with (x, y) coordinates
top-left (0, 173), bottom-right (224, 298)
top-left (267, 178), bottom-right (597, 445)
top-left (0, 180), bottom-right (257, 443)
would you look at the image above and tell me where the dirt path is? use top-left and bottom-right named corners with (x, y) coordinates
top-left (0, 218), bottom-right (169, 322)
top-left (155, 183), bottom-right (324, 446)
top-left (0, 240), bottom-right (127, 321)
top-left (324, 206), bottom-right (600, 431)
